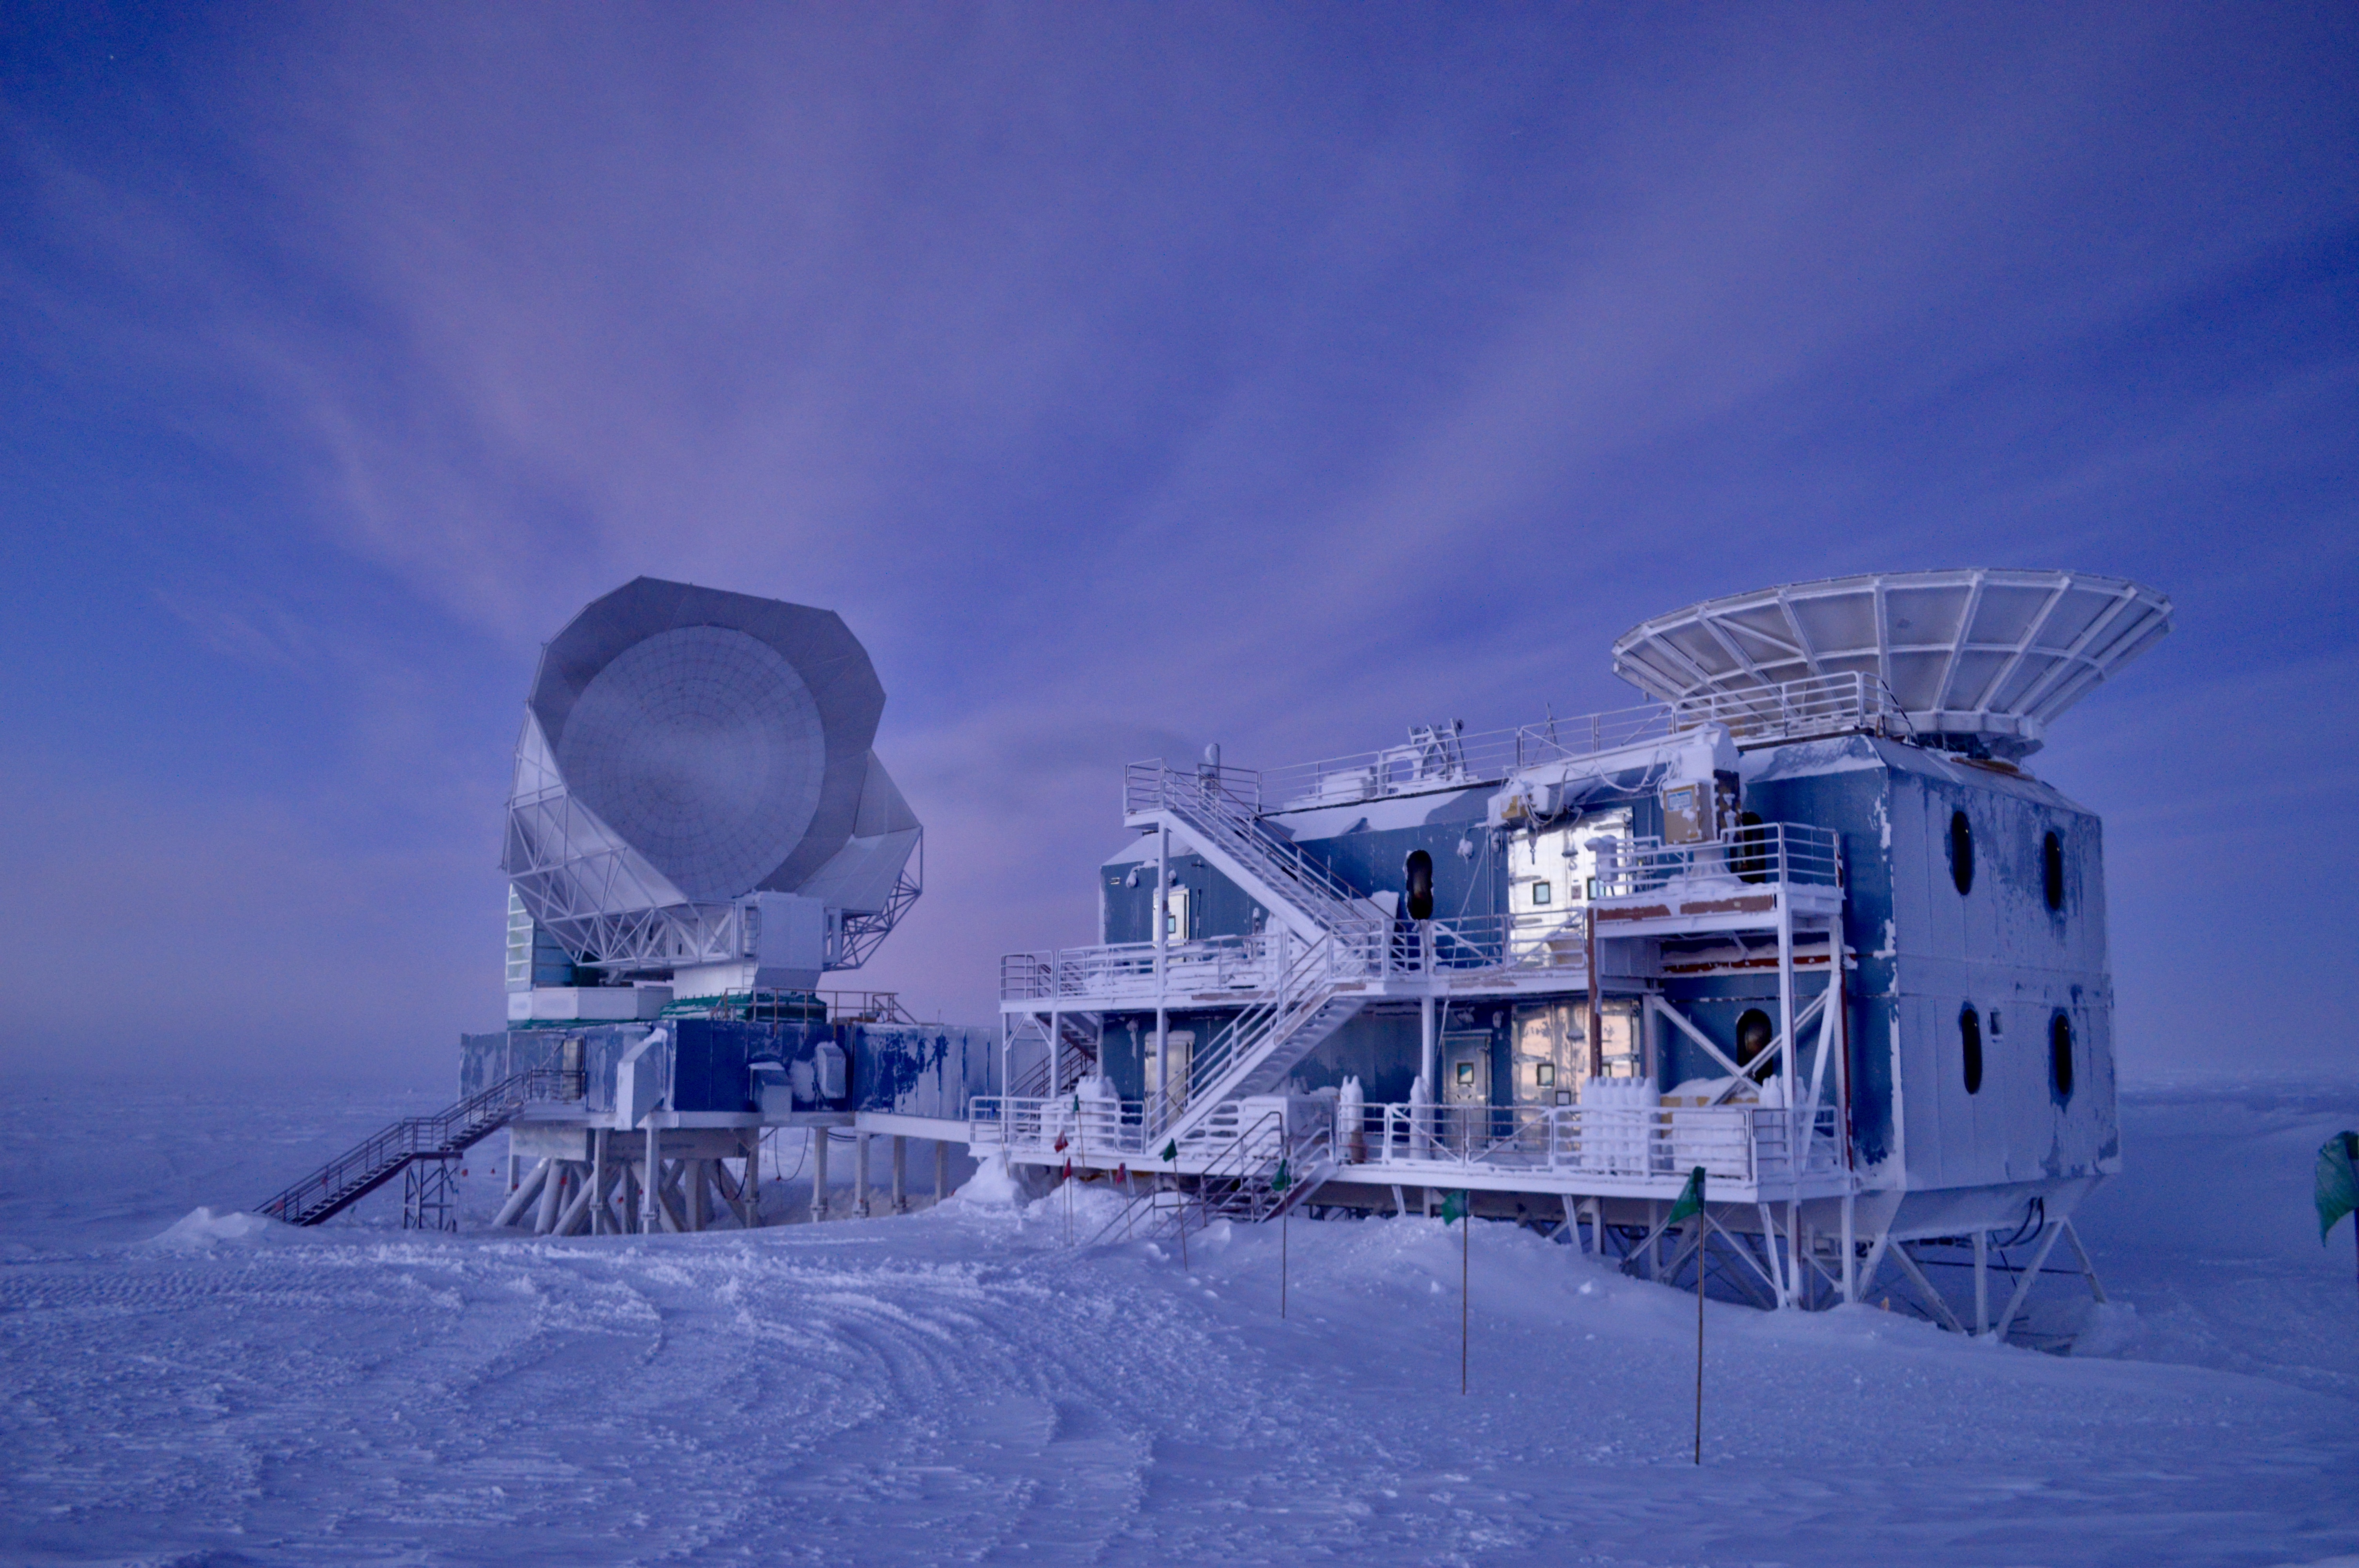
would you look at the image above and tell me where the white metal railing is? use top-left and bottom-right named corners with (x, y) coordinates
top-left (969, 1093), bottom-right (1147, 1156)
top-left (974, 1094), bottom-right (1845, 1190)
top-left (1337, 1101), bottom-right (1845, 1187)
top-left (1257, 672), bottom-right (1909, 810)
top-left (1141, 929), bottom-right (1369, 1139)
top-left (1002, 935), bottom-right (1280, 1002)
top-left (1410, 909), bottom-right (1591, 975)
top-left (1122, 761), bottom-right (1382, 933)
top-left (1000, 911), bottom-right (1594, 1004)
top-left (1594, 822), bottom-right (1843, 900)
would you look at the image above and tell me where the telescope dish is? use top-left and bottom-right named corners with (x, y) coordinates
top-left (503, 577), bottom-right (918, 980)
top-left (1610, 568), bottom-right (2170, 759)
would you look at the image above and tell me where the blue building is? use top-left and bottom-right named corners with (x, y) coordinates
top-left (980, 569), bottom-right (2168, 1330)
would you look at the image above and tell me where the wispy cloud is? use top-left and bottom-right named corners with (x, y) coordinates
top-left (2, 3), bottom-right (2352, 1078)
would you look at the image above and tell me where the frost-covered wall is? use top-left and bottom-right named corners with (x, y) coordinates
top-left (461, 1018), bottom-right (996, 1119)
top-left (1743, 736), bottom-right (2119, 1195)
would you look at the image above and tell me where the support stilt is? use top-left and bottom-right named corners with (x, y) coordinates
top-left (494, 1159), bottom-right (550, 1229)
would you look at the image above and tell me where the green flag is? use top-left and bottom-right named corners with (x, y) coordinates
top-left (1667, 1167), bottom-right (1707, 1229)
top-left (1160, 1140), bottom-right (1178, 1163)
top-left (1439, 1189), bottom-right (1468, 1225)
top-left (1272, 1158), bottom-right (1291, 1194)
top-left (2318, 1132), bottom-right (2359, 1242)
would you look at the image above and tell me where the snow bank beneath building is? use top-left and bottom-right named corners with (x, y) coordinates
top-left (0, 1081), bottom-right (2352, 1565)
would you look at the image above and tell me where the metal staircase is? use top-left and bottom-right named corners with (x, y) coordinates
top-left (1090, 1112), bottom-right (1336, 1247)
top-left (1143, 928), bottom-right (1368, 1147)
top-left (254, 1068), bottom-right (582, 1228)
top-left (1125, 761), bottom-right (1381, 1145)
top-left (1123, 762), bottom-right (1385, 941)
top-left (1007, 1011), bottom-right (1106, 1099)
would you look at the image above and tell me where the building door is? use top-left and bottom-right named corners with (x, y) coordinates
top-left (1146, 1029), bottom-right (1194, 1111)
top-left (1441, 1031), bottom-right (1490, 1152)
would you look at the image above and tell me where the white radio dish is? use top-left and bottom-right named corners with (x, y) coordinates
top-left (1610, 569), bottom-right (2171, 759)
top-left (503, 578), bottom-right (920, 980)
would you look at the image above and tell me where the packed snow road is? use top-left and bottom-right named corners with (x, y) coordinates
top-left (0, 1082), bottom-right (2354, 1567)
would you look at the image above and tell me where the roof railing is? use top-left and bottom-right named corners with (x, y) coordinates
top-left (1257, 671), bottom-right (1909, 811)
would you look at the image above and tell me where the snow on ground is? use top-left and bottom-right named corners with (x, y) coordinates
top-left (1, 1082), bottom-right (2356, 1566)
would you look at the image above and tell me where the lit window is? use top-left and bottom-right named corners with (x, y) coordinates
top-left (1536, 1063), bottom-right (1555, 1086)
top-left (1531, 880), bottom-right (1552, 905)
top-left (1456, 1062), bottom-right (1476, 1086)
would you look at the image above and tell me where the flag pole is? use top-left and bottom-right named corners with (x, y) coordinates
top-left (1461, 1194), bottom-right (1470, 1396)
top-left (1665, 1166), bottom-right (1708, 1465)
top-left (1694, 1222), bottom-right (1705, 1466)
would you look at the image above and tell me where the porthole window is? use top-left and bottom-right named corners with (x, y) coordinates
top-left (1404, 849), bottom-right (1435, 921)
top-left (1949, 810), bottom-right (1974, 895)
top-left (2043, 830), bottom-right (2065, 912)
top-left (1531, 880), bottom-right (1552, 906)
top-left (1735, 1008), bottom-right (1773, 1069)
top-left (1959, 1006), bottom-right (1983, 1095)
top-left (2050, 1013), bottom-right (2074, 1101)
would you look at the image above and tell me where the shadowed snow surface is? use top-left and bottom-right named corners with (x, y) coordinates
top-left (0, 1083), bottom-right (2355, 1566)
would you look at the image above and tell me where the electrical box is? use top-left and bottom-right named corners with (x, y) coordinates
top-left (1659, 782), bottom-right (1709, 845)
top-left (815, 1041), bottom-right (848, 1101)
top-left (752, 892), bottom-right (828, 991)
top-left (749, 1060), bottom-right (794, 1118)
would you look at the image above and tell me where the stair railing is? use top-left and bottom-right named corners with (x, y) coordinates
top-left (254, 1066), bottom-right (581, 1226)
top-left (1142, 931), bottom-right (1354, 1142)
top-left (1128, 762), bottom-right (1379, 933)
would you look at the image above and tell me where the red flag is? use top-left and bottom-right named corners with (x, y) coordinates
top-left (1053, 1132), bottom-right (1069, 1152)
top-left (1062, 1156), bottom-right (1073, 1180)
top-left (1116, 1164), bottom-right (1128, 1183)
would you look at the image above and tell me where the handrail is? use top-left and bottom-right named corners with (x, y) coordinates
top-left (1336, 1100), bottom-right (1844, 1185)
top-left (254, 1067), bottom-right (583, 1226)
top-left (1085, 1108), bottom-right (1299, 1247)
top-left (1141, 929), bottom-right (1360, 1140)
top-left (1254, 671), bottom-right (1911, 810)
top-left (1595, 821), bottom-right (1843, 898)
top-left (1004, 911), bottom-right (1592, 1004)
top-left (1124, 762), bottom-right (1381, 933)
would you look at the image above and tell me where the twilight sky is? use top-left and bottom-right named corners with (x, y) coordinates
top-left (2, 3), bottom-right (2353, 1091)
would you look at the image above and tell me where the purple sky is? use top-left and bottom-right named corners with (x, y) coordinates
top-left (3, 4), bottom-right (2353, 1091)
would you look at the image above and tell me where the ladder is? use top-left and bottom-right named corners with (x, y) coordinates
top-left (254, 1067), bottom-right (582, 1228)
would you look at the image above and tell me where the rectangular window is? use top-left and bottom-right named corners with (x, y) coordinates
top-left (1587, 877), bottom-right (1600, 900)
top-left (1536, 1062), bottom-right (1555, 1086)
top-left (1531, 880), bottom-right (1552, 905)
top-left (1456, 1062), bottom-right (1476, 1087)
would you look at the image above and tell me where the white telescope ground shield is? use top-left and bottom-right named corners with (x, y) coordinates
top-left (502, 577), bottom-right (920, 989)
